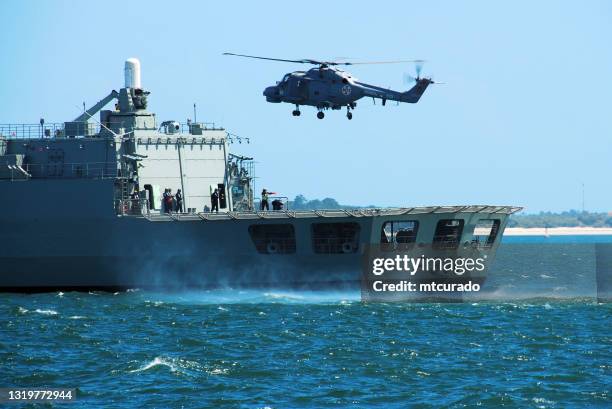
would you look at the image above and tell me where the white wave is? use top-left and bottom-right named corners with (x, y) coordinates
top-left (68, 315), bottom-right (86, 319)
top-left (207, 367), bottom-right (228, 375)
top-left (130, 357), bottom-right (205, 376)
top-left (135, 289), bottom-right (361, 305)
top-left (57, 292), bottom-right (64, 297)
top-left (17, 307), bottom-right (28, 314)
top-left (130, 357), bottom-right (177, 373)
top-left (540, 274), bottom-right (554, 279)
top-left (34, 309), bottom-right (58, 315)
top-left (264, 292), bottom-right (306, 300)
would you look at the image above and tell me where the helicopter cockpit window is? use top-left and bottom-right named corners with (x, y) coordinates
top-left (282, 74), bottom-right (291, 83)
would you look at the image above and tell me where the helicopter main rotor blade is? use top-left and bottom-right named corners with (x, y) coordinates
top-left (223, 52), bottom-right (322, 65)
top-left (342, 59), bottom-right (426, 66)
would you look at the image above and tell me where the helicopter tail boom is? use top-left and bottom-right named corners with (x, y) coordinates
top-left (357, 77), bottom-right (433, 104)
top-left (401, 78), bottom-right (433, 103)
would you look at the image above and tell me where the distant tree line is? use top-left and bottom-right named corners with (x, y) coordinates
top-left (288, 195), bottom-right (375, 210)
top-left (507, 210), bottom-right (612, 228)
top-left (288, 195), bottom-right (612, 228)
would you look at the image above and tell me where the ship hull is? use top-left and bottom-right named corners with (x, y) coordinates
top-left (0, 207), bottom-right (512, 293)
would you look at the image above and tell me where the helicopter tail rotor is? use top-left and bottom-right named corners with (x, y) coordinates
top-left (403, 60), bottom-right (442, 85)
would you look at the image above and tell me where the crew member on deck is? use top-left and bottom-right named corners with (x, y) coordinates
top-left (164, 188), bottom-right (174, 213)
top-left (260, 189), bottom-right (276, 211)
top-left (211, 188), bottom-right (219, 213)
top-left (176, 189), bottom-right (183, 213)
top-left (162, 189), bottom-right (169, 213)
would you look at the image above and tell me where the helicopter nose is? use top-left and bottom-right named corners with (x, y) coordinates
top-left (263, 86), bottom-right (278, 97)
top-left (263, 86), bottom-right (281, 102)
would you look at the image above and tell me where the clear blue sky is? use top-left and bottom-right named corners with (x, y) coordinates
top-left (1, 1), bottom-right (610, 212)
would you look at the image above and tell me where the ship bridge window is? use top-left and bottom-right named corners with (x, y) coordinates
top-left (432, 219), bottom-right (464, 250)
top-left (312, 222), bottom-right (360, 254)
top-left (471, 219), bottom-right (501, 249)
top-left (248, 224), bottom-right (296, 254)
top-left (381, 221), bottom-right (419, 251)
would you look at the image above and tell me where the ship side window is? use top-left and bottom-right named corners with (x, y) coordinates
top-left (432, 219), bottom-right (464, 250)
top-left (471, 219), bottom-right (501, 249)
top-left (381, 221), bottom-right (419, 251)
top-left (312, 222), bottom-right (360, 254)
top-left (248, 224), bottom-right (296, 254)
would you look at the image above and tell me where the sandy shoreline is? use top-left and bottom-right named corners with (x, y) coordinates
top-left (504, 227), bottom-right (612, 236)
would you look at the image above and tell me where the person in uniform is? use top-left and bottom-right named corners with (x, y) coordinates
top-left (175, 189), bottom-right (183, 213)
top-left (162, 189), bottom-right (169, 213)
top-left (164, 188), bottom-right (174, 213)
top-left (261, 189), bottom-right (269, 211)
top-left (211, 188), bottom-right (219, 213)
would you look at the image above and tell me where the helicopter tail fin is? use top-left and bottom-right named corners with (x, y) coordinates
top-left (401, 78), bottom-right (433, 103)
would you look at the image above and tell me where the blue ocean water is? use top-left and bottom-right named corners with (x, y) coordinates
top-left (1, 238), bottom-right (611, 408)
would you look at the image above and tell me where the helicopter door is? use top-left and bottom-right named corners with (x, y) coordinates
top-left (309, 81), bottom-right (328, 103)
top-left (287, 78), bottom-right (308, 102)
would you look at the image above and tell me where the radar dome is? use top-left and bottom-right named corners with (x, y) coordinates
top-left (124, 58), bottom-right (141, 89)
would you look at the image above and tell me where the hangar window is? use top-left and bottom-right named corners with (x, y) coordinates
top-left (248, 224), bottom-right (296, 254)
top-left (432, 219), bottom-right (464, 250)
top-left (471, 219), bottom-right (501, 249)
top-left (312, 222), bottom-right (360, 254)
top-left (380, 221), bottom-right (419, 251)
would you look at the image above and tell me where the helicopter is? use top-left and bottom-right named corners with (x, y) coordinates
top-left (223, 52), bottom-right (437, 120)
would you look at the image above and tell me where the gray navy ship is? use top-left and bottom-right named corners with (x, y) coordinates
top-left (0, 59), bottom-right (520, 293)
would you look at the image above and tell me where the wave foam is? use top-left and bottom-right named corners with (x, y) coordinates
top-left (34, 309), bottom-right (58, 315)
top-left (130, 357), bottom-right (178, 373)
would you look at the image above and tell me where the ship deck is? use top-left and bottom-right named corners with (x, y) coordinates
top-left (127, 205), bottom-right (522, 222)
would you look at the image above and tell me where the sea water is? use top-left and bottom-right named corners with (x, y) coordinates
top-left (1, 236), bottom-right (610, 408)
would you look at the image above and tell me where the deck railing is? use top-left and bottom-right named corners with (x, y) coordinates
top-left (0, 123), bottom-right (70, 139)
top-left (0, 121), bottom-right (224, 140)
top-left (2, 162), bottom-right (118, 181)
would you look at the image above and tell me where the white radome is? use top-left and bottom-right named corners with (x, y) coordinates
top-left (124, 58), bottom-right (141, 89)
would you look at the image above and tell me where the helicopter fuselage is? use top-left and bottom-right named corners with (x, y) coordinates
top-left (263, 66), bottom-right (432, 118)
top-left (264, 67), bottom-right (363, 109)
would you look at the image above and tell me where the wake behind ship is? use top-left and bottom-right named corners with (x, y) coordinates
top-left (0, 59), bottom-right (520, 292)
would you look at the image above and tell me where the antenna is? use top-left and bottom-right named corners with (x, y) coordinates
top-left (193, 103), bottom-right (197, 123)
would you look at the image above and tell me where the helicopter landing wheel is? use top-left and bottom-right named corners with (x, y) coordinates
top-left (292, 110), bottom-right (301, 116)
top-left (317, 111), bottom-right (325, 119)
top-left (347, 111), bottom-right (353, 120)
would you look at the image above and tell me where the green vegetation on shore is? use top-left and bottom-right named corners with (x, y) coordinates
top-left (507, 210), bottom-right (612, 228)
top-left (287, 195), bottom-right (611, 228)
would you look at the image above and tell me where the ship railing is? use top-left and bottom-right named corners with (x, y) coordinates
top-left (14, 162), bottom-right (118, 179)
top-left (180, 122), bottom-right (223, 133)
top-left (0, 121), bottom-right (227, 139)
top-left (137, 205), bottom-right (522, 222)
top-left (0, 123), bottom-right (70, 139)
top-left (115, 199), bottom-right (150, 217)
